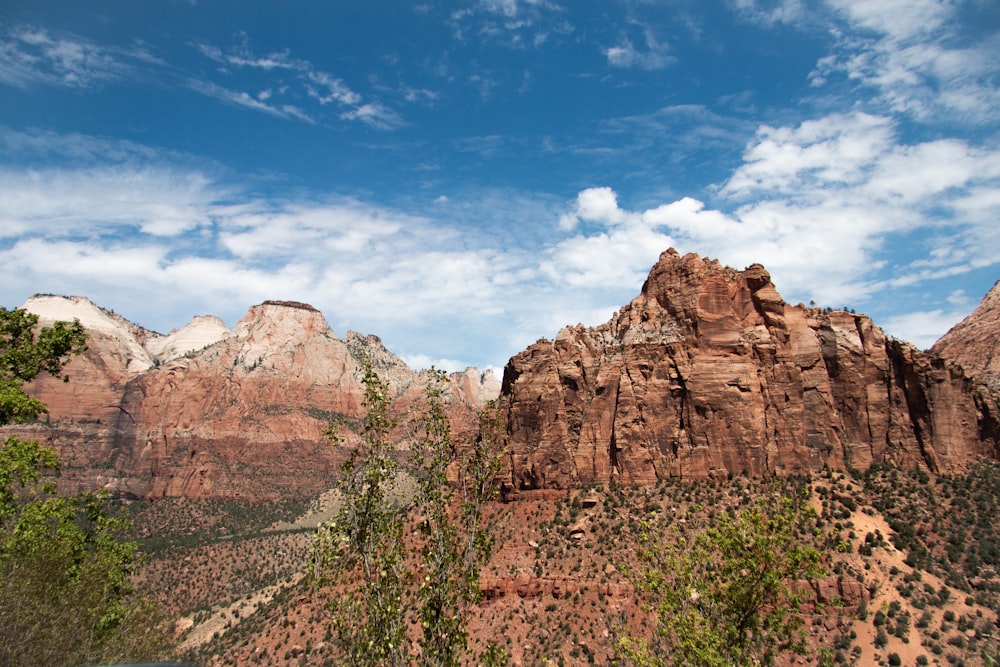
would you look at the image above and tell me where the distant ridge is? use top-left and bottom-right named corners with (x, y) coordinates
top-left (932, 279), bottom-right (1000, 390)
top-left (262, 300), bottom-right (319, 311)
top-left (5, 296), bottom-right (500, 500)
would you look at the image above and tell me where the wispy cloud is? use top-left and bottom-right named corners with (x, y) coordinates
top-left (306, 71), bottom-right (362, 106)
top-left (605, 27), bottom-right (675, 70)
top-left (453, 134), bottom-right (508, 158)
top-left (729, 0), bottom-right (807, 27)
top-left (190, 35), bottom-right (405, 129)
top-left (0, 24), bottom-right (153, 89)
top-left (196, 34), bottom-right (305, 71)
top-left (810, 0), bottom-right (1000, 123)
top-left (0, 130), bottom-right (545, 367)
top-left (339, 103), bottom-right (403, 130)
top-left (0, 22), bottom-right (409, 130)
top-left (186, 79), bottom-right (314, 122)
top-left (449, 0), bottom-right (570, 48)
top-left (880, 307), bottom-right (976, 351)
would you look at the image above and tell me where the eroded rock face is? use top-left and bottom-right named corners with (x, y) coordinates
top-left (500, 250), bottom-right (1000, 489)
top-left (932, 280), bottom-right (1000, 391)
top-left (5, 297), bottom-right (500, 500)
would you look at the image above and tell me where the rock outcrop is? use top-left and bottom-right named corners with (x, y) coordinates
top-left (932, 280), bottom-right (1000, 391)
top-left (5, 297), bottom-right (500, 500)
top-left (500, 250), bottom-right (1000, 489)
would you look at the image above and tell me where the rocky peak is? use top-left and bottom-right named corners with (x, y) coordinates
top-left (451, 367), bottom-right (502, 407)
top-left (342, 331), bottom-right (416, 393)
top-left (6, 296), bottom-right (500, 500)
top-left (229, 301), bottom-right (337, 376)
top-left (932, 280), bottom-right (1000, 391)
top-left (145, 315), bottom-right (232, 364)
top-left (23, 295), bottom-right (237, 372)
top-left (234, 301), bottom-right (331, 339)
top-left (500, 249), bottom-right (999, 489)
top-left (23, 294), bottom-right (155, 374)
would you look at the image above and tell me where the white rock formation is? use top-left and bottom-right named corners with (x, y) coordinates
top-left (145, 315), bottom-right (232, 364)
top-left (23, 295), bottom-right (155, 374)
top-left (22, 295), bottom-right (232, 373)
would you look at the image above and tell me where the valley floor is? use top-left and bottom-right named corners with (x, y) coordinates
top-left (133, 463), bottom-right (1000, 666)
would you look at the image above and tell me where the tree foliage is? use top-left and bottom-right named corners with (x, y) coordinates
top-left (311, 356), bottom-right (508, 666)
top-left (0, 307), bottom-right (170, 665)
top-left (0, 306), bottom-right (86, 424)
top-left (312, 354), bottom-right (409, 666)
top-left (410, 369), bottom-right (505, 667)
top-left (0, 437), bottom-right (171, 666)
top-left (620, 492), bottom-right (825, 667)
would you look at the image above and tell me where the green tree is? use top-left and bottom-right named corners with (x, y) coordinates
top-left (311, 358), bottom-right (508, 666)
top-left (620, 493), bottom-right (825, 667)
top-left (410, 370), bottom-right (505, 667)
top-left (0, 306), bottom-right (86, 424)
top-left (311, 353), bottom-right (409, 667)
top-left (0, 307), bottom-right (171, 666)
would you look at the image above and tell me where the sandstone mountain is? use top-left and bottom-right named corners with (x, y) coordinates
top-left (5, 296), bottom-right (500, 500)
top-left (499, 249), bottom-right (1000, 489)
top-left (932, 279), bottom-right (1000, 391)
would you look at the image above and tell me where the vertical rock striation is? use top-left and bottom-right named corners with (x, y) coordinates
top-left (500, 250), bottom-right (999, 489)
top-left (5, 297), bottom-right (500, 500)
top-left (932, 280), bottom-right (1000, 391)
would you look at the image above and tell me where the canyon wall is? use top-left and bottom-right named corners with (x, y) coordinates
top-left (499, 250), bottom-right (1000, 489)
top-left (8, 250), bottom-right (998, 500)
top-left (4, 297), bottom-right (499, 500)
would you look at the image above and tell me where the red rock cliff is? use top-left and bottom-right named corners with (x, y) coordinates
top-left (4, 297), bottom-right (500, 500)
top-left (932, 280), bottom-right (1000, 391)
top-left (499, 250), bottom-right (1000, 489)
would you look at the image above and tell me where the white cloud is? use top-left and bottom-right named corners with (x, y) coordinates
top-left (198, 40), bottom-right (302, 71)
top-left (449, 0), bottom-right (569, 48)
top-left (0, 166), bottom-right (215, 237)
top-left (187, 79), bottom-right (314, 122)
top-left (216, 201), bottom-right (409, 259)
top-left (306, 71), bottom-right (362, 106)
top-left (0, 25), bottom-right (149, 89)
top-left (722, 112), bottom-right (895, 196)
top-left (730, 0), bottom-right (806, 26)
top-left (189, 36), bottom-right (406, 129)
top-left (604, 28), bottom-right (674, 70)
top-left (880, 307), bottom-right (973, 350)
top-left (575, 187), bottom-right (626, 224)
top-left (454, 134), bottom-right (506, 157)
top-left (812, 0), bottom-right (1000, 123)
top-left (0, 134), bottom-right (552, 365)
top-left (479, 0), bottom-right (520, 17)
top-left (547, 107), bottom-right (1000, 316)
top-left (946, 289), bottom-right (969, 307)
top-left (401, 85), bottom-right (439, 104)
top-left (544, 224), bottom-right (674, 289)
top-left (339, 103), bottom-right (404, 130)
top-left (826, 0), bottom-right (950, 41)
top-left (400, 353), bottom-right (474, 374)
top-left (544, 188), bottom-right (674, 289)
top-left (721, 111), bottom-right (1000, 221)
top-left (0, 126), bottom-right (166, 164)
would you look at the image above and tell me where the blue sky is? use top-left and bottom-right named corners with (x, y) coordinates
top-left (1, 0), bottom-right (998, 371)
